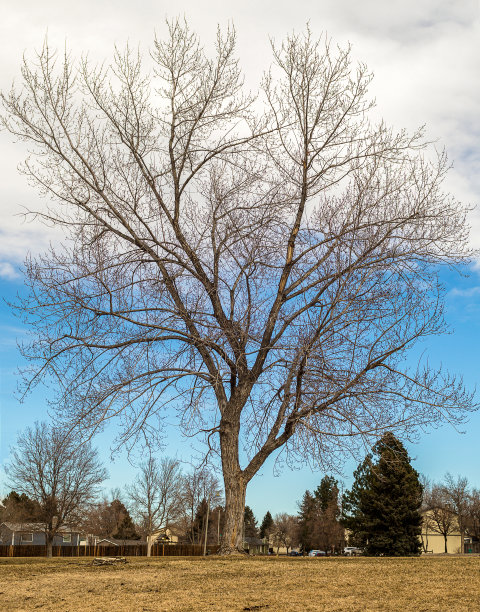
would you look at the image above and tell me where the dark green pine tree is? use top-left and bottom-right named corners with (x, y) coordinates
top-left (0, 491), bottom-right (41, 522)
top-left (297, 491), bottom-right (316, 551)
top-left (259, 511), bottom-right (273, 539)
top-left (244, 506), bottom-right (258, 538)
top-left (191, 498), bottom-right (209, 545)
top-left (110, 500), bottom-right (140, 540)
top-left (314, 476), bottom-right (339, 512)
top-left (342, 432), bottom-right (423, 556)
top-left (314, 476), bottom-right (343, 552)
top-left (113, 514), bottom-right (140, 539)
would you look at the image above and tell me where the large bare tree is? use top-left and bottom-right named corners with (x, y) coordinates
top-left (1, 21), bottom-right (476, 553)
top-left (5, 422), bottom-right (107, 556)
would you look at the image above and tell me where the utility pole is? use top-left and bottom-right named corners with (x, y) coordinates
top-left (203, 497), bottom-right (210, 556)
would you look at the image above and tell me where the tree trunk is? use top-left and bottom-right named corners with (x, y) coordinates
top-left (217, 410), bottom-right (249, 555)
top-left (218, 473), bottom-right (246, 554)
top-left (444, 534), bottom-right (448, 554)
top-left (146, 535), bottom-right (153, 557)
top-left (218, 417), bottom-right (247, 555)
top-left (46, 534), bottom-right (53, 558)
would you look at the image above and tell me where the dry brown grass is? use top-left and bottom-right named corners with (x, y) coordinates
top-left (1, 555), bottom-right (479, 612)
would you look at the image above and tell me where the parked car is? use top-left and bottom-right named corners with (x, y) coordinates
top-left (288, 550), bottom-right (301, 556)
top-left (343, 546), bottom-right (363, 556)
top-left (308, 550), bottom-right (326, 557)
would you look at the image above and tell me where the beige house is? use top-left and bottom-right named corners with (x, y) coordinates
top-left (147, 528), bottom-right (179, 546)
top-left (420, 509), bottom-right (462, 554)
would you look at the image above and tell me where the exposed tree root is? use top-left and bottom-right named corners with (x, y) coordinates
top-left (216, 545), bottom-right (248, 556)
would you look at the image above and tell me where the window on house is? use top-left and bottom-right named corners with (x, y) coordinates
top-left (21, 533), bottom-right (33, 543)
top-left (62, 534), bottom-right (72, 543)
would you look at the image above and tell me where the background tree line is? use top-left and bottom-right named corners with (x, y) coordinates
top-left (1, 421), bottom-right (225, 556)
top-left (3, 423), bottom-right (480, 557)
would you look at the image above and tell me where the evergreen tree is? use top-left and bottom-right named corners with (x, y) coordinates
top-left (113, 514), bottom-right (140, 539)
top-left (297, 478), bottom-right (343, 553)
top-left (191, 498), bottom-right (209, 545)
top-left (297, 491), bottom-right (316, 551)
top-left (314, 476), bottom-right (338, 512)
top-left (109, 499), bottom-right (140, 539)
top-left (342, 432), bottom-right (423, 556)
top-left (0, 491), bottom-right (40, 523)
top-left (244, 506), bottom-right (258, 538)
top-left (259, 511), bottom-right (274, 539)
top-left (313, 476), bottom-right (343, 552)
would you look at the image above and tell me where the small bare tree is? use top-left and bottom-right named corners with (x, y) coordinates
top-left (5, 422), bottom-right (107, 557)
top-left (180, 467), bottom-right (223, 546)
top-left (1, 20), bottom-right (476, 554)
top-left (466, 488), bottom-right (480, 541)
top-left (425, 484), bottom-right (459, 554)
top-left (272, 513), bottom-right (298, 554)
top-left (441, 473), bottom-right (469, 548)
top-left (126, 456), bottom-right (183, 555)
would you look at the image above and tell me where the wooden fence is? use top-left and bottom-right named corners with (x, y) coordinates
top-left (464, 542), bottom-right (480, 554)
top-left (0, 544), bottom-right (215, 557)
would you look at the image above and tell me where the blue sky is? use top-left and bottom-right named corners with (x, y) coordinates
top-left (2, 265), bottom-right (480, 521)
top-left (1, 0), bottom-right (479, 524)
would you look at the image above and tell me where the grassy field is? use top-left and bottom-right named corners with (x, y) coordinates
top-left (1, 555), bottom-right (479, 612)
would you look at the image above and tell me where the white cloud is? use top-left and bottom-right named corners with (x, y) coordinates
top-left (317, 0), bottom-right (478, 42)
top-left (449, 286), bottom-right (480, 298)
top-left (0, 262), bottom-right (20, 280)
top-left (0, 0), bottom-right (478, 261)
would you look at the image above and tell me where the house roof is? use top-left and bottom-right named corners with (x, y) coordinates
top-left (96, 537), bottom-right (146, 546)
top-left (151, 528), bottom-right (174, 537)
top-left (0, 522), bottom-right (79, 533)
top-left (150, 530), bottom-right (177, 542)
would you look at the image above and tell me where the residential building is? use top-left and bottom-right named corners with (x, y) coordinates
top-left (0, 522), bottom-right (81, 547)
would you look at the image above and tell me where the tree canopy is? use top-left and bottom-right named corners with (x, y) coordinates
top-left (1, 20), bottom-right (475, 553)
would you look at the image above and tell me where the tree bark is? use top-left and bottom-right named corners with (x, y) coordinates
top-left (218, 473), bottom-right (246, 554)
top-left (46, 534), bottom-right (53, 558)
top-left (146, 535), bottom-right (153, 557)
top-left (218, 413), bottom-right (247, 555)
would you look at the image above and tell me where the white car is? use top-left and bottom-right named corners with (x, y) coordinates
top-left (308, 549), bottom-right (326, 557)
top-left (344, 546), bottom-right (362, 556)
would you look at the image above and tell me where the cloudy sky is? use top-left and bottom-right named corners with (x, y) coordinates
top-left (1, 0), bottom-right (479, 519)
